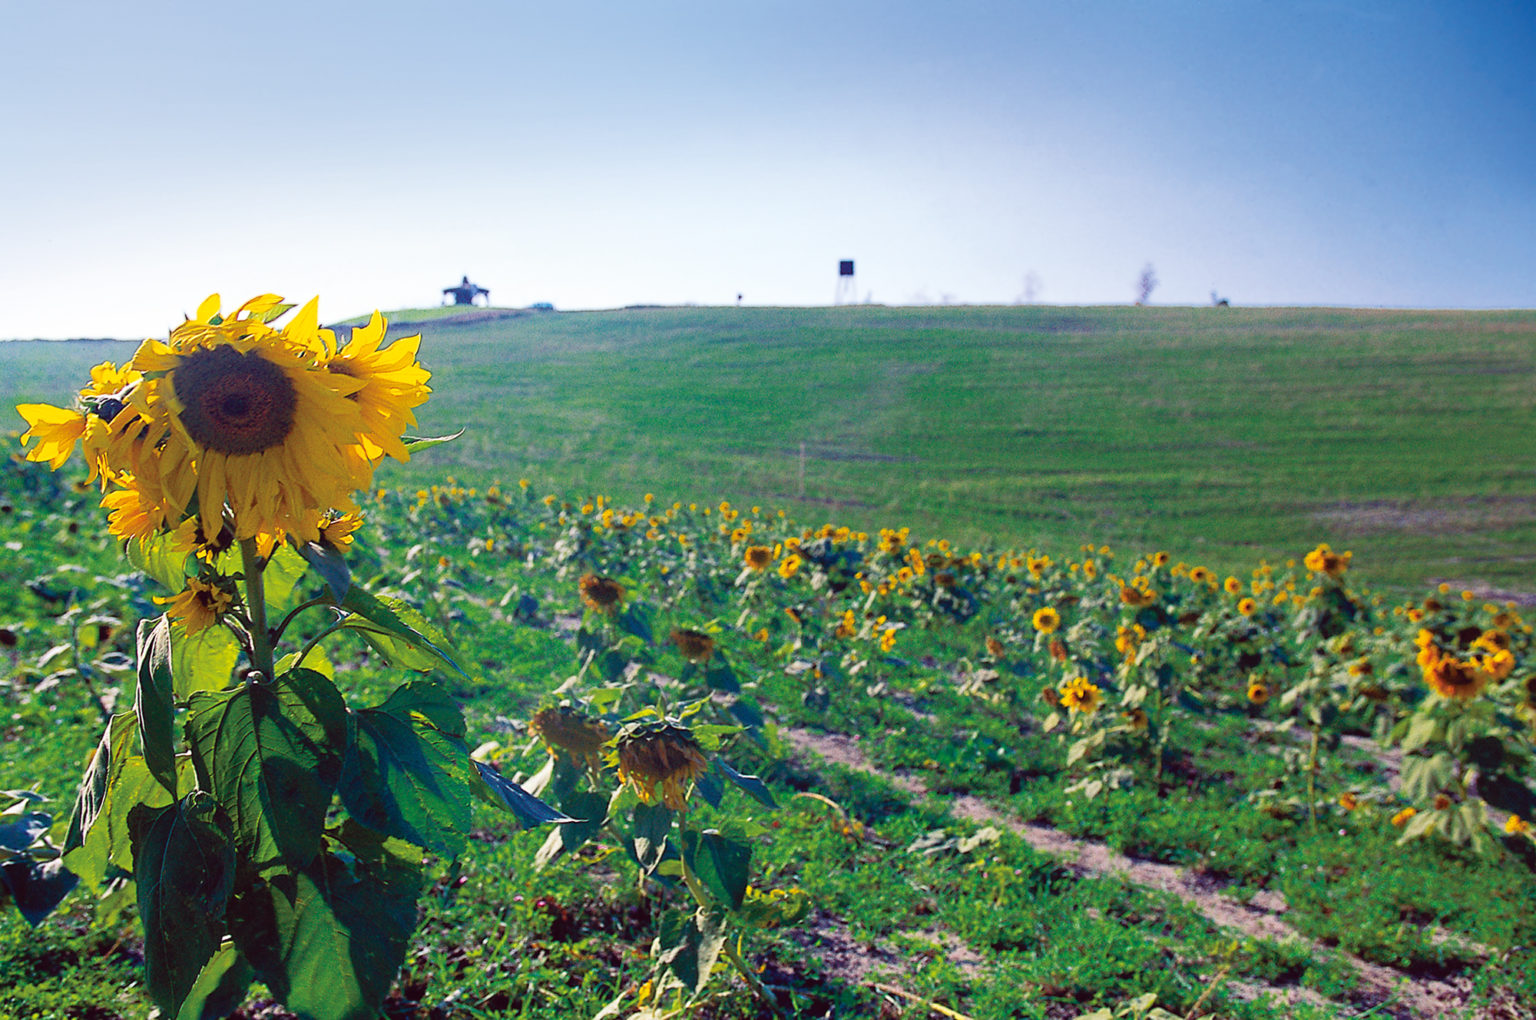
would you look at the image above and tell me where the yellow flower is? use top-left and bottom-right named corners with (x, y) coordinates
top-left (16, 403), bottom-right (88, 470)
top-left (311, 310), bottom-right (431, 463)
top-left (743, 545), bottom-right (773, 570)
top-left (1224, 576), bottom-right (1243, 595)
top-left (1472, 629), bottom-right (1511, 654)
top-left (1391, 806), bottom-right (1417, 828)
top-left (1424, 656), bottom-right (1489, 701)
top-left (1058, 676), bottom-right (1101, 714)
top-left (1246, 679), bottom-right (1271, 705)
top-left (1478, 648), bottom-right (1516, 681)
top-left (1339, 792), bottom-right (1359, 811)
top-left (880, 627), bottom-right (897, 652)
top-left (1237, 597), bottom-right (1257, 616)
top-left (319, 510), bottom-right (365, 552)
top-left (156, 576), bottom-right (234, 635)
top-left (1506, 814), bottom-right (1531, 836)
top-left (1032, 607), bottom-right (1061, 634)
top-left (834, 611), bottom-right (857, 639)
top-left (127, 295), bottom-right (408, 543)
top-left (100, 473), bottom-right (175, 543)
top-left (608, 720), bottom-right (710, 810)
top-left (777, 554), bottom-right (802, 580)
top-left (578, 574), bottom-right (625, 612)
top-left (1303, 543), bottom-right (1351, 577)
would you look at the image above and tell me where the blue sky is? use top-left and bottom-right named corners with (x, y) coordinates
top-left (2, 0), bottom-right (1532, 338)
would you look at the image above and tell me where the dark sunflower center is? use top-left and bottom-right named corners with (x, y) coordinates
top-left (175, 346), bottom-right (297, 455)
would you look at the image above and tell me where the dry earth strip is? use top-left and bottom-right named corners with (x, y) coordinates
top-left (780, 727), bottom-right (1491, 1020)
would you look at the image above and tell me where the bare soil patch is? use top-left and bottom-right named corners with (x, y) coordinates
top-left (782, 726), bottom-right (1482, 1020)
top-left (1310, 496), bottom-right (1536, 538)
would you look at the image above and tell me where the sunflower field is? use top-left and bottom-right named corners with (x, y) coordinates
top-left (2, 300), bottom-right (1534, 1020)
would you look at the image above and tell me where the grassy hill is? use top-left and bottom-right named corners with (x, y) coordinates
top-left (4, 304), bottom-right (1534, 594)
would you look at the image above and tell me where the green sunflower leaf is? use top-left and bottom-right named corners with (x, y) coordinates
top-left (338, 684), bottom-right (475, 856)
top-left (399, 430), bottom-right (464, 452)
top-left (682, 829), bottom-right (751, 911)
top-left (175, 939), bottom-right (254, 1020)
top-left (130, 793), bottom-right (235, 1016)
top-left (136, 617), bottom-right (177, 796)
top-left (339, 588), bottom-right (466, 678)
top-left (472, 762), bottom-right (572, 829)
top-left (186, 669), bottom-right (347, 874)
top-left (297, 541), bottom-right (352, 603)
top-left (227, 826), bottom-right (421, 1020)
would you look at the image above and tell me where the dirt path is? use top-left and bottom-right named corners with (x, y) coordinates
top-left (781, 727), bottom-right (1485, 1020)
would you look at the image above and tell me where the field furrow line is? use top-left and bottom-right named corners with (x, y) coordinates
top-left (781, 726), bottom-right (1483, 1020)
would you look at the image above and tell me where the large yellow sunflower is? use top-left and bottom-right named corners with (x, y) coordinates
top-left (131, 296), bottom-right (374, 542)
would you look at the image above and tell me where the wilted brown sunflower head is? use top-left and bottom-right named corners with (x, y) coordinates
top-left (669, 627), bottom-right (716, 663)
top-left (608, 719), bottom-right (710, 810)
top-left (578, 573), bottom-right (625, 612)
top-left (530, 705), bottom-right (610, 764)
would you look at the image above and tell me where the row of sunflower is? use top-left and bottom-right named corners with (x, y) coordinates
top-left (375, 477), bottom-right (1536, 861)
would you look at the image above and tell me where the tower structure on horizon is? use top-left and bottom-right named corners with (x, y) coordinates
top-left (834, 260), bottom-right (856, 305)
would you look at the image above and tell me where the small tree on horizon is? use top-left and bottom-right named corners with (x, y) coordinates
top-left (1135, 263), bottom-right (1158, 305)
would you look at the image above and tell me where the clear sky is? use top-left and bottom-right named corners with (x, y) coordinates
top-left (2, 0), bottom-right (1532, 339)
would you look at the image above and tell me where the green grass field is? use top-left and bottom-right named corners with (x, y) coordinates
top-left (8, 304), bottom-right (1532, 596)
top-left (4, 302), bottom-right (1536, 1019)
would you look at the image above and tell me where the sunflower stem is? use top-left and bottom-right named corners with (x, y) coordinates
top-left (240, 538), bottom-right (275, 683)
top-left (722, 939), bottom-right (788, 1018)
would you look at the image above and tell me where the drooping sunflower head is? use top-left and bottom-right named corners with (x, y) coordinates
top-left (669, 627), bottom-right (716, 663)
top-left (1472, 629), bottom-right (1511, 654)
top-left (1120, 585), bottom-right (1156, 608)
top-left (578, 573), bottom-right (625, 612)
top-left (530, 705), bottom-right (610, 766)
top-left (607, 719), bottom-right (710, 810)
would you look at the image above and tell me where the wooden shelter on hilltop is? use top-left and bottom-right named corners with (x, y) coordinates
top-left (443, 276), bottom-right (490, 306)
